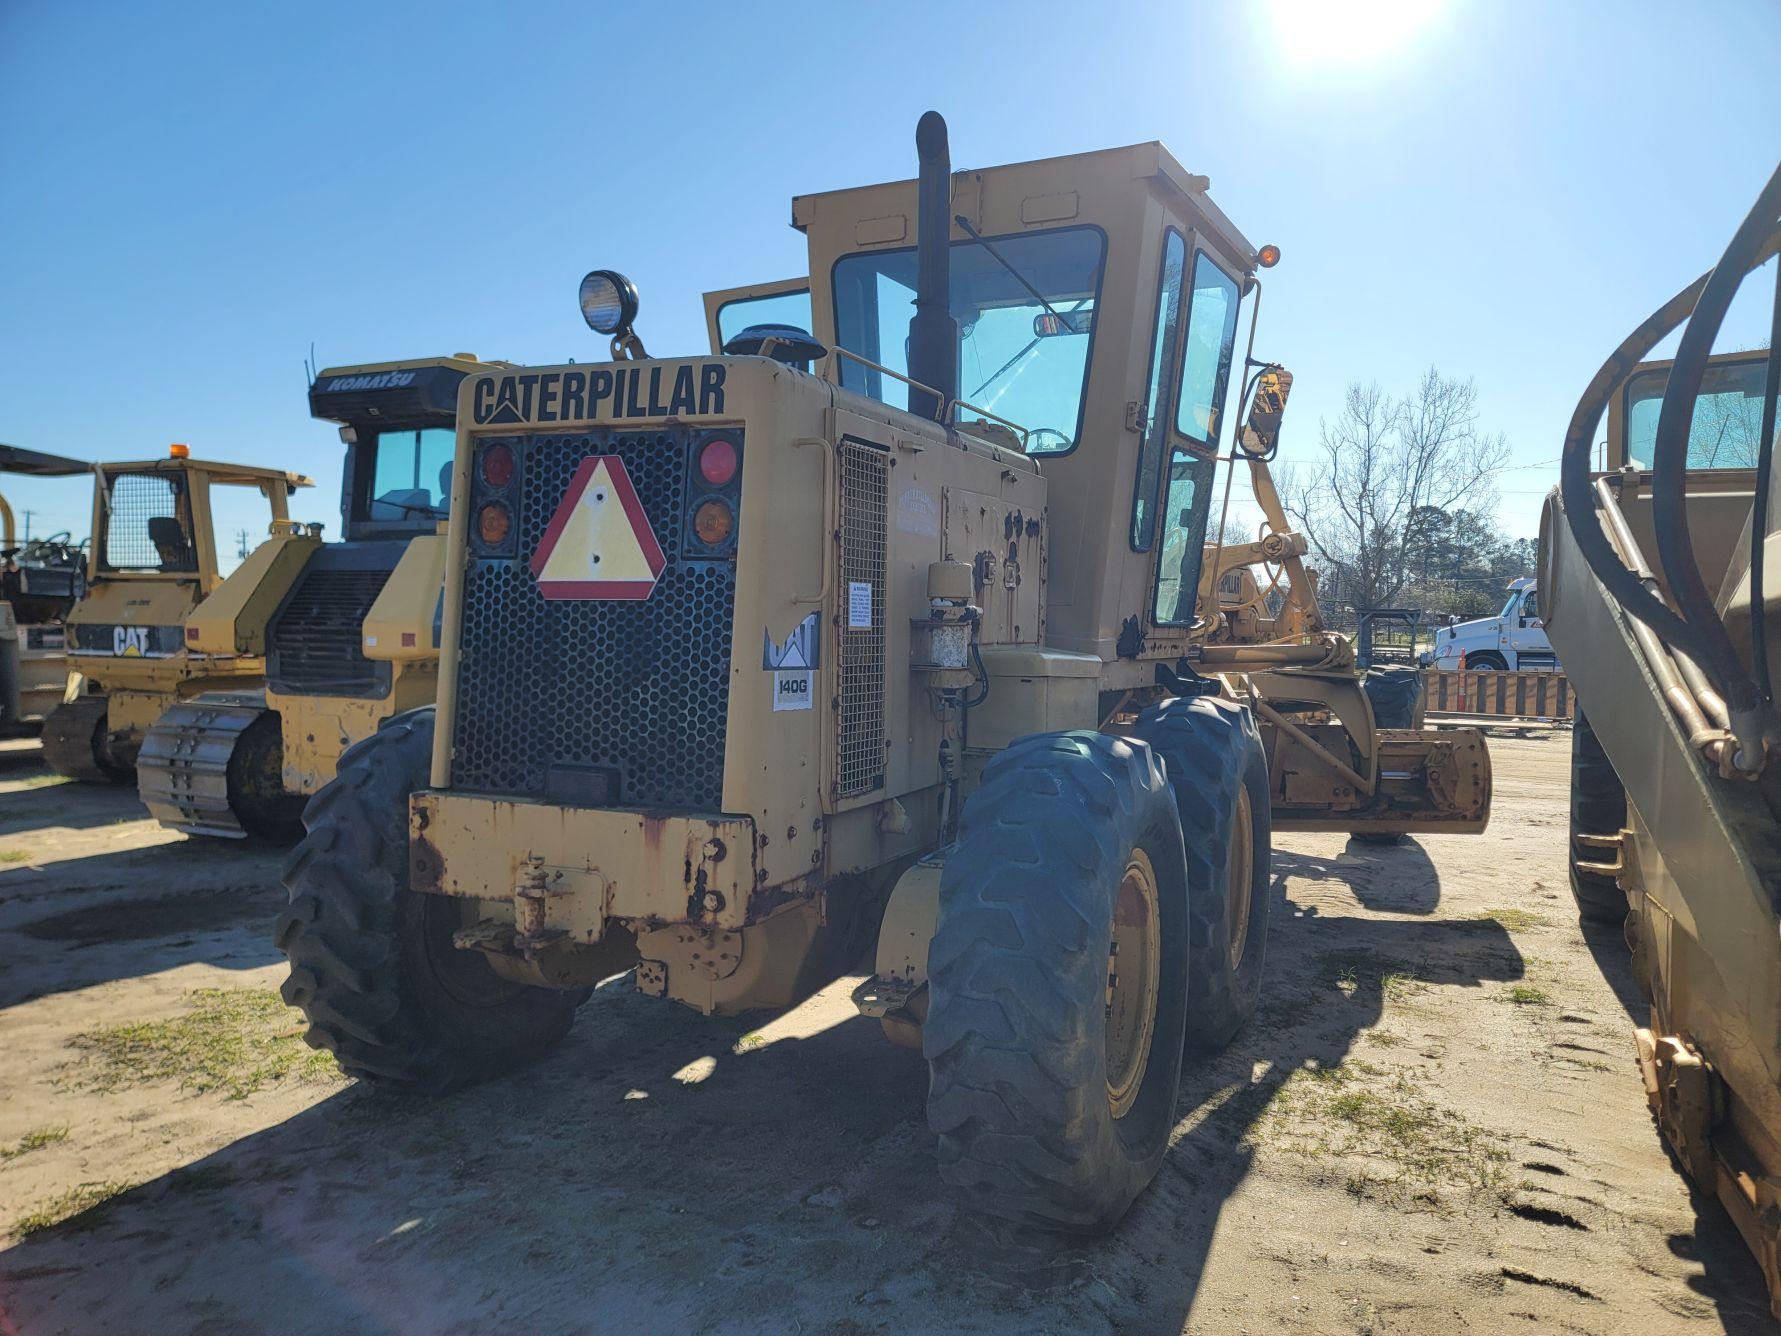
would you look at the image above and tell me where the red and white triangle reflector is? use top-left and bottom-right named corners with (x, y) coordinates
top-left (529, 455), bottom-right (666, 600)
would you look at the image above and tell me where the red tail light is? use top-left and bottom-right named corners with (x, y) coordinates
top-left (698, 438), bottom-right (738, 486)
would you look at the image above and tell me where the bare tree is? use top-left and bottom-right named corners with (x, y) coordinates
top-left (1278, 368), bottom-right (1510, 612)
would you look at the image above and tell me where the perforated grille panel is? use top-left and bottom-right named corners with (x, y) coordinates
top-left (837, 439), bottom-right (888, 798)
top-left (450, 430), bottom-right (737, 809)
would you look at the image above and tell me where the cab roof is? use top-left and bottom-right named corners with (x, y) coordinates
top-left (103, 457), bottom-right (313, 489)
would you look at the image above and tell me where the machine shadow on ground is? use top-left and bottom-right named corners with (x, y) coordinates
top-left (0, 775), bottom-right (145, 837)
top-left (0, 864), bottom-right (1560, 1333)
top-left (0, 828), bottom-right (287, 1009)
top-left (1271, 837), bottom-right (1443, 914)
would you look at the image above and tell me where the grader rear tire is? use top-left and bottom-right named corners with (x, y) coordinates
top-left (277, 707), bottom-right (583, 1093)
top-left (1569, 711), bottom-right (1627, 924)
top-left (1362, 666), bottom-right (1423, 729)
top-left (1133, 696), bottom-right (1273, 1051)
top-left (925, 731), bottom-right (1190, 1234)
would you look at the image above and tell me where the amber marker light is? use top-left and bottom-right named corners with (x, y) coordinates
top-left (169, 442), bottom-right (190, 458)
top-left (693, 499), bottom-right (734, 546)
top-left (478, 502), bottom-right (511, 545)
top-left (1257, 244), bottom-right (1281, 269)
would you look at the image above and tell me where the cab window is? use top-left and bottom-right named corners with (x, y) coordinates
top-left (1624, 357), bottom-right (1768, 469)
top-left (103, 472), bottom-right (198, 573)
top-left (1130, 229), bottom-right (1187, 550)
top-left (365, 428), bottom-right (455, 522)
top-left (717, 289), bottom-right (813, 348)
top-left (832, 226), bottom-right (1106, 454)
top-left (1175, 251), bottom-right (1241, 446)
top-left (1151, 452), bottom-right (1216, 625)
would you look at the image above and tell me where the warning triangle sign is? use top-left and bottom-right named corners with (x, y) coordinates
top-left (529, 455), bottom-right (666, 600)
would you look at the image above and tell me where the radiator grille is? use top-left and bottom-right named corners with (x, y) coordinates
top-left (451, 430), bottom-right (737, 809)
top-left (837, 440), bottom-right (888, 798)
top-left (269, 568), bottom-right (392, 696)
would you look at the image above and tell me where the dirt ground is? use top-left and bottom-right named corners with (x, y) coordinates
top-left (0, 730), bottom-right (1775, 1334)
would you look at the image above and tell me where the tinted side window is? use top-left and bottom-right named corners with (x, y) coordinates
top-left (1175, 252), bottom-right (1241, 447)
top-left (1130, 230), bottom-right (1186, 551)
top-left (1151, 451), bottom-right (1216, 625)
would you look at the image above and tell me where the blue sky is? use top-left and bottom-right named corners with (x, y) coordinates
top-left (3, 0), bottom-right (1777, 560)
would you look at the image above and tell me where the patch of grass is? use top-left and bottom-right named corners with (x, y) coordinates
top-left (735, 1032), bottom-right (767, 1052)
top-left (1505, 984), bottom-right (1551, 1006)
top-left (11, 774), bottom-right (70, 791)
top-left (0, 849), bottom-right (31, 864)
top-left (1250, 1058), bottom-right (1510, 1205)
top-left (11, 1181), bottom-right (130, 1237)
top-left (1478, 907), bottom-right (1547, 933)
top-left (65, 988), bottom-right (344, 1099)
top-left (0, 1125), bottom-right (69, 1159)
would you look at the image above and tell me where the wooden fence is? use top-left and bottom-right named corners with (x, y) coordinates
top-left (1423, 669), bottom-right (1575, 721)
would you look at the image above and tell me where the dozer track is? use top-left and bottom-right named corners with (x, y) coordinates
top-left (42, 695), bottom-right (126, 783)
top-left (138, 690), bottom-right (293, 839)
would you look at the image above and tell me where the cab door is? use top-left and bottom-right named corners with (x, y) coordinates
top-left (701, 278), bottom-right (812, 355)
top-left (1504, 587), bottom-right (1554, 668)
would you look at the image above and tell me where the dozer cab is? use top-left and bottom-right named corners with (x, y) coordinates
top-left (1540, 161), bottom-right (1781, 1313)
top-left (279, 114), bottom-right (1489, 1233)
top-left (0, 444), bottom-right (90, 734)
top-left (139, 356), bottom-right (491, 839)
top-left (41, 448), bottom-right (310, 783)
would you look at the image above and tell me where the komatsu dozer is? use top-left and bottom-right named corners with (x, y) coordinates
top-left (0, 444), bottom-right (90, 733)
top-left (139, 357), bottom-right (487, 839)
top-left (279, 114), bottom-right (1489, 1233)
top-left (41, 448), bottom-right (310, 783)
top-left (1540, 162), bottom-right (1781, 1314)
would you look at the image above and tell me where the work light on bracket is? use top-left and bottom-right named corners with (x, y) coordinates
top-left (578, 269), bottom-right (648, 359)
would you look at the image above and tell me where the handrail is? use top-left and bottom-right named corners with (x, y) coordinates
top-left (821, 346), bottom-right (1032, 448)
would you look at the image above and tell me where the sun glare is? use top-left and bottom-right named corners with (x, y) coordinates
top-left (1266, 0), bottom-right (1442, 66)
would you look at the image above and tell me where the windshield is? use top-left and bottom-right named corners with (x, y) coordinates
top-left (832, 226), bottom-right (1105, 453)
top-left (1625, 357), bottom-right (1769, 468)
top-left (364, 427), bottom-right (455, 521)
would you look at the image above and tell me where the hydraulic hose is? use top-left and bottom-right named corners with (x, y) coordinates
top-left (1557, 164), bottom-right (1781, 766)
top-left (1649, 163), bottom-right (1781, 738)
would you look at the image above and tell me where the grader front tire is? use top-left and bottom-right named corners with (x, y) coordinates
top-left (276, 707), bottom-right (582, 1094)
top-left (924, 731), bottom-right (1191, 1234)
top-left (1133, 696), bottom-right (1274, 1051)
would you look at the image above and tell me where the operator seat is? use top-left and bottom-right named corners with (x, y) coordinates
top-left (148, 516), bottom-right (194, 571)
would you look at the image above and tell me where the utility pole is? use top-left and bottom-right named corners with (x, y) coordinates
top-left (235, 528), bottom-right (250, 561)
top-left (20, 509), bottom-right (33, 542)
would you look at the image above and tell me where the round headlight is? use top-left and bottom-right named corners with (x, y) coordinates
top-left (579, 270), bottom-right (639, 336)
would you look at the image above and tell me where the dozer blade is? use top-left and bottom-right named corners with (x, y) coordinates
top-left (137, 691), bottom-right (272, 838)
top-left (42, 695), bottom-right (125, 783)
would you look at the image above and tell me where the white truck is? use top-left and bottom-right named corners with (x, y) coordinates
top-left (1423, 576), bottom-right (1557, 671)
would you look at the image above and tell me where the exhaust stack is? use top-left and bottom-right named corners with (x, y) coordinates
top-left (907, 110), bottom-right (958, 423)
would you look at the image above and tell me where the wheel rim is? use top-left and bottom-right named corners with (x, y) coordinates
top-left (1106, 847), bottom-right (1162, 1119)
top-left (1226, 787), bottom-right (1255, 971)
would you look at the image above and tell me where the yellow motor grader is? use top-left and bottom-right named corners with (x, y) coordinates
top-left (139, 356), bottom-right (489, 839)
top-left (0, 444), bottom-right (90, 734)
top-left (279, 114), bottom-right (1489, 1234)
top-left (1541, 160), bottom-right (1781, 1314)
top-left (41, 448), bottom-right (310, 785)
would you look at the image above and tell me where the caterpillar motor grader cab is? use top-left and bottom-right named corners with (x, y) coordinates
top-left (0, 444), bottom-right (90, 733)
top-left (139, 356), bottom-right (489, 839)
top-left (279, 113), bottom-right (1490, 1233)
top-left (1540, 161), bottom-right (1781, 1313)
top-left (41, 449), bottom-right (311, 783)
